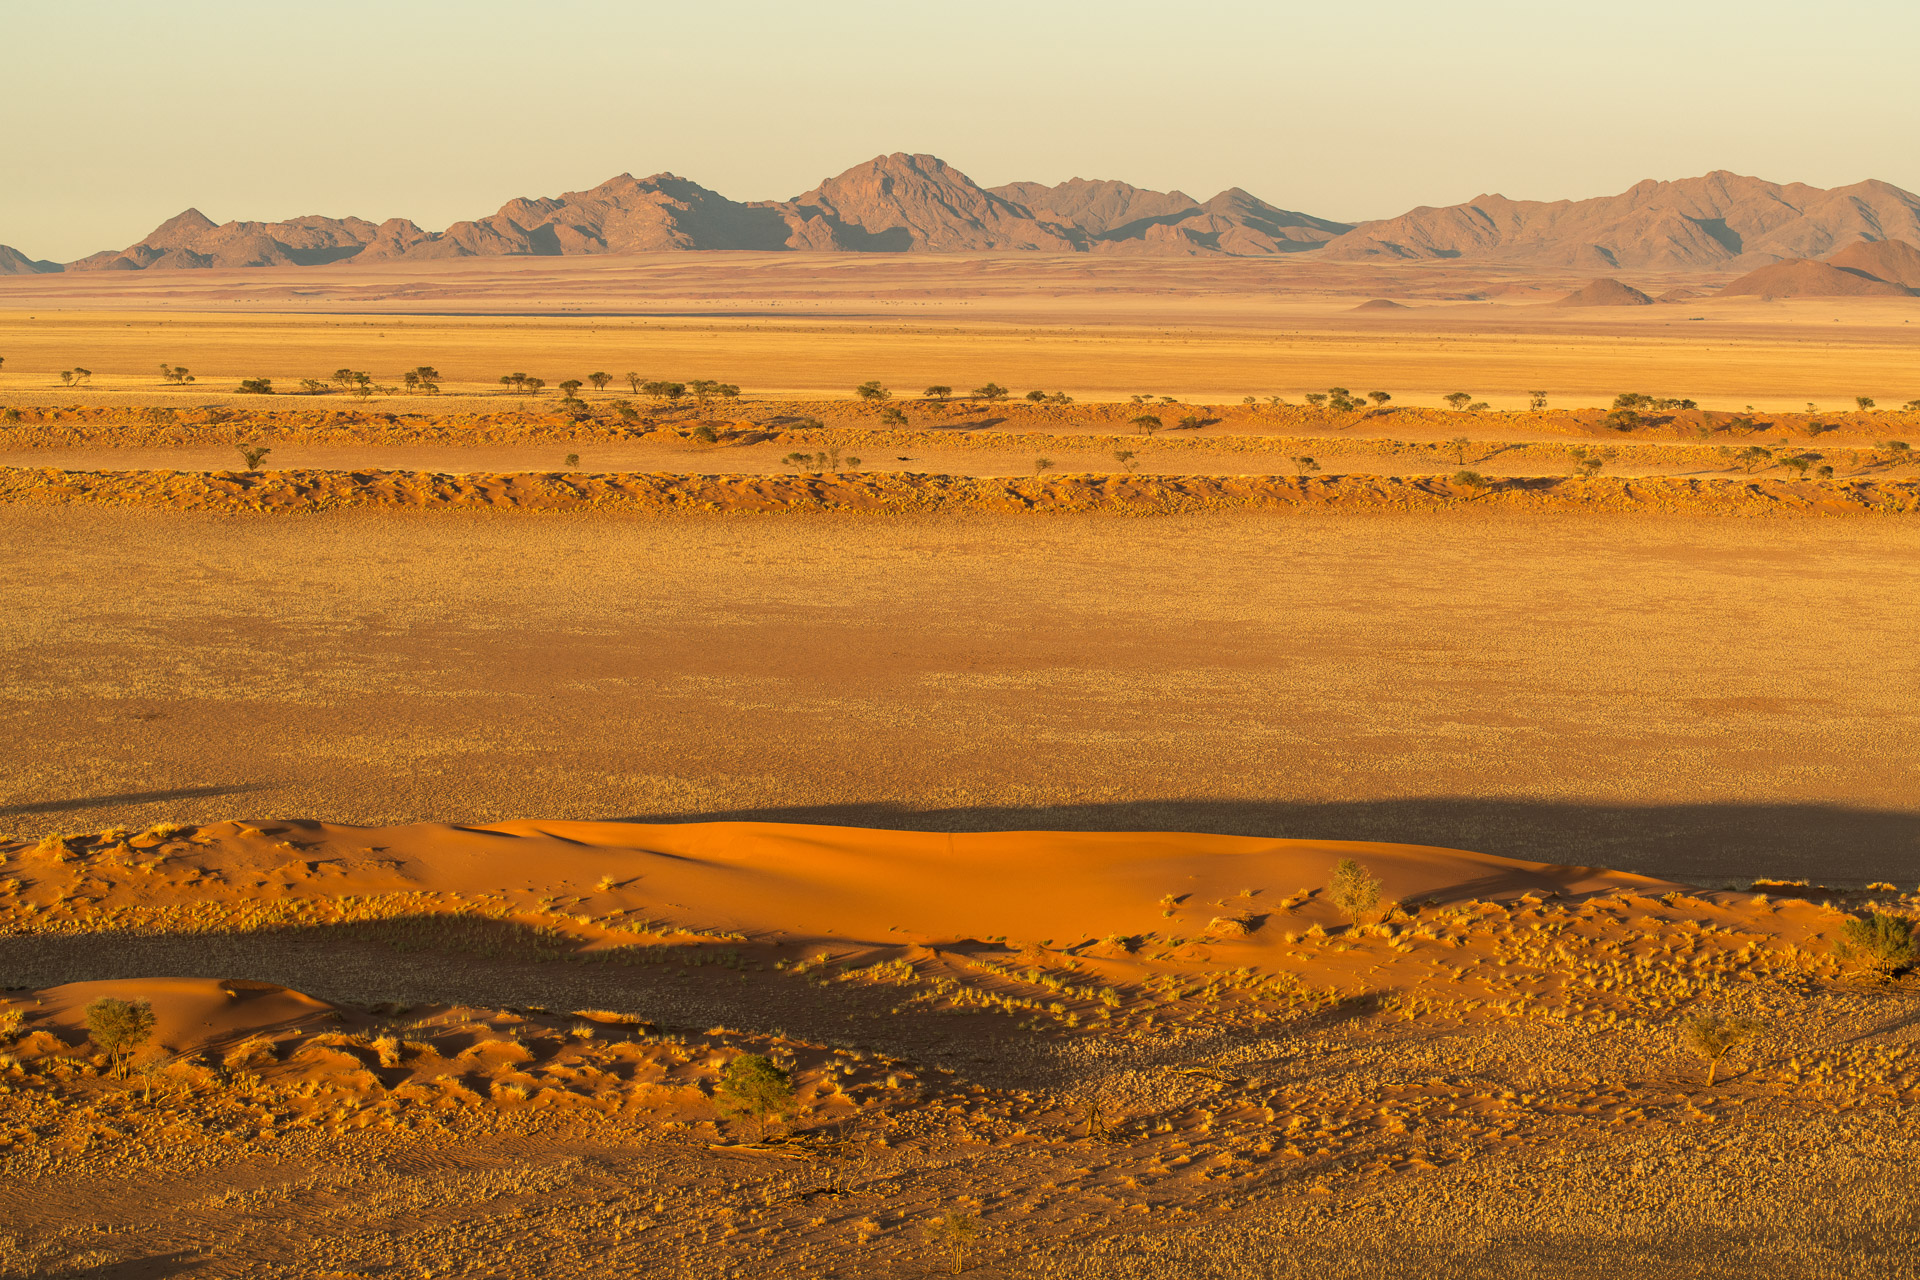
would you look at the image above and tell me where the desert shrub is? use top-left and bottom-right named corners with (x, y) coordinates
top-left (1305, 392), bottom-right (1327, 406)
top-left (1856, 395), bottom-right (1876, 411)
top-left (879, 405), bottom-right (909, 427)
top-left (1112, 449), bottom-right (1138, 473)
top-left (610, 398), bottom-right (639, 422)
top-left (856, 380), bottom-right (891, 402)
top-left (1131, 414), bottom-right (1163, 436)
top-left (1679, 1012), bottom-right (1763, 1085)
top-left (1452, 469), bottom-right (1490, 494)
top-left (1328, 858), bottom-right (1382, 924)
top-left (1528, 390), bottom-right (1548, 409)
top-left (1291, 455), bottom-right (1320, 477)
top-left (691, 424), bottom-right (718, 444)
top-left (973, 382), bottom-right (1009, 401)
top-left (558, 379), bottom-right (584, 398)
top-left (715, 1052), bottom-right (794, 1138)
top-left (403, 366), bottom-right (441, 394)
top-left (236, 443), bottom-right (272, 470)
top-left (85, 998), bottom-right (156, 1073)
top-left (1326, 387), bottom-right (1363, 412)
top-left (563, 453), bottom-right (580, 469)
top-left (924, 385), bottom-right (951, 400)
top-left (587, 372), bottom-right (612, 392)
top-left (1369, 390), bottom-right (1392, 405)
top-left (159, 363), bottom-right (195, 386)
top-left (1444, 391), bottom-right (1473, 410)
top-left (1025, 389), bottom-right (1047, 402)
top-left (1034, 457), bottom-right (1054, 474)
top-left (1836, 911), bottom-right (1917, 976)
top-left (236, 378), bottom-right (274, 395)
top-left (925, 1202), bottom-right (982, 1274)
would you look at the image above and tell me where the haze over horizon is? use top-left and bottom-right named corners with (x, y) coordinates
top-left (7, 0), bottom-right (1919, 262)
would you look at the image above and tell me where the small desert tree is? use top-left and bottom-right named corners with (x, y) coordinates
top-left (925, 1203), bottom-right (982, 1275)
top-left (558, 378), bottom-right (584, 399)
top-left (1680, 1013), bottom-right (1764, 1086)
top-left (402, 366), bottom-right (441, 394)
top-left (1112, 449), bottom-right (1138, 473)
top-left (625, 371), bottom-right (644, 394)
top-left (1328, 858), bottom-right (1382, 926)
top-left (587, 371), bottom-right (612, 393)
top-left (924, 385), bottom-right (952, 400)
top-left (879, 405), bottom-right (908, 427)
top-left (1291, 455), bottom-right (1320, 477)
top-left (1856, 395), bottom-right (1876, 411)
top-left (1368, 390), bottom-right (1392, 406)
top-left (1131, 414), bottom-right (1163, 437)
top-left (522, 376), bottom-right (546, 396)
top-left (1528, 390), bottom-right (1549, 410)
top-left (1034, 457), bottom-right (1054, 474)
top-left (1573, 453), bottom-right (1603, 478)
top-left (236, 443), bottom-right (272, 470)
top-left (973, 382), bottom-right (1009, 402)
top-left (715, 1053), bottom-right (794, 1139)
top-left (1836, 911), bottom-right (1918, 977)
top-left (500, 372), bottom-right (528, 393)
top-left (236, 378), bottom-right (274, 395)
top-left (1444, 391), bottom-right (1472, 411)
top-left (1453, 469), bottom-right (1491, 497)
top-left (856, 380), bottom-right (891, 403)
top-left (85, 997), bottom-right (156, 1076)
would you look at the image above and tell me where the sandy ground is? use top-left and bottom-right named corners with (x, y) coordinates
top-left (5, 505), bottom-right (1916, 884)
top-left (1, 253), bottom-right (1918, 407)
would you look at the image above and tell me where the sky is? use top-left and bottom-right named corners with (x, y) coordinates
top-left (6, 0), bottom-right (1918, 262)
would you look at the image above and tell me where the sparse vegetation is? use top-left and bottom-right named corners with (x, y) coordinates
top-left (236, 378), bottom-right (274, 395)
top-left (1836, 911), bottom-right (1917, 976)
top-left (715, 1052), bottom-right (794, 1138)
top-left (236, 444), bottom-right (272, 470)
top-left (84, 997), bottom-right (156, 1075)
top-left (856, 380), bottom-right (891, 403)
top-left (973, 382), bottom-right (1010, 401)
top-left (1327, 858), bottom-right (1381, 924)
top-left (925, 385), bottom-right (952, 400)
top-left (1679, 1012), bottom-right (1764, 1086)
top-left (402, 366), bottom-right (441, 394)
top-left (1131, 415), bottom-right (1162, 436)
top-left (1444, 392), bottom-right (1473, 411)
top-left (159, 364), bottom-right (195, 386)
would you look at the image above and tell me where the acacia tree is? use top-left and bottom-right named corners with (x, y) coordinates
top-left (924, 385), bottom-right (952, 400)
top-left (1444, 392), bottom-right (1473, 411)
top-left (1328, 858), bottom-right (1382, 925)
top-left (715, 1053), bottom-right (795, 1139)
top-left (1131, 414), bottom-right (1163, 437)
top-left (1367, 391), bottom-right (1391, 406)
top-left (625, 371), bottom-right (644, 394)
top-left (855, 380), bottom-right (891, 404)
top-left (1680, 1013), bottom-right (1764, 1086)
top-left (1291, 455), bottom-right (1320, 478)
top-left (85, 997), bottom-right (156, 1077)
top-left (588, 372), bottom-right (612, 393)
top-left (972, 382), bottom-right (1009, 402)
top-left (1528, 390), bottom-right (1549, 410)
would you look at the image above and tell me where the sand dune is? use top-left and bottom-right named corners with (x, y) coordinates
top-left (30, 977), bottom-right (342, 1054)
top-left (111, 819), bottom-right (1672, 949)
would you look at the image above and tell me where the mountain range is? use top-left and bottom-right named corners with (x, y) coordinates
top-left (4, 154), bottom-right (1919, 277)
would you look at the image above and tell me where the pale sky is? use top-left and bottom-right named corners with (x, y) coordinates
top-left (6, 0), bottom-right (1917, 262)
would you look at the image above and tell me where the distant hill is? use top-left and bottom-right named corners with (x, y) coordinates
top-left (1550, 278), bottom-right (1654, 307)
top-left (1717, 238), bottom-right (1920, 298)
top-left (0, 244), bottom-right (60, 275)
top-left (1322, 172), bottom-right (1920, 270)
top-left (1824, 238), bottom-right (1920, 289)
top-left (26, 160), bottom-right (1920, 274)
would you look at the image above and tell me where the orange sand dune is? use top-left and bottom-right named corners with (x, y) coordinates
top-left (144, 820), bottom-right (1677, 949)
top-left (26, 977), bottom-right (341, 1054)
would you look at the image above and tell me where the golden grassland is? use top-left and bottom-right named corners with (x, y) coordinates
top-left (2, 255), bottom-right (1919, 410)
top-left (1, 822), bottom-right (1917, 1277)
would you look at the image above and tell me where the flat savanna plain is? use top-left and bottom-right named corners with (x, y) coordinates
top-left (2, 254), bottom-right (1920, 409)
top-left (4, 256), bottom-right (1920, 1278)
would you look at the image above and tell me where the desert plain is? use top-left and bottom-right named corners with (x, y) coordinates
top-left (1, 252), bottom-right (1919, 1278)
